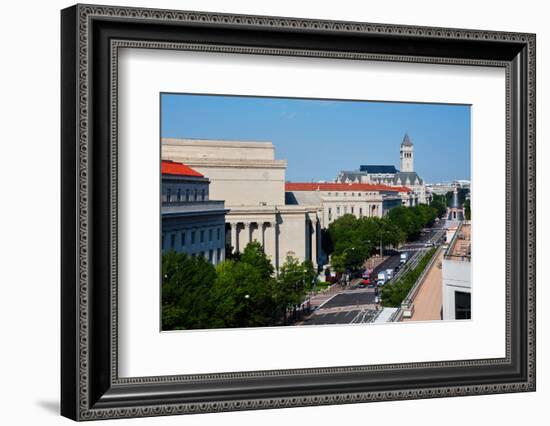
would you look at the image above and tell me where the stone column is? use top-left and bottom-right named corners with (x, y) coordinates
top-left (243, 222), bottom-right (252, 248)
top-left (266, 221), bottom-right (277, 269)
top-left (310, 217), bottom-right (318, 269)
top-left (230, 222), bottom-right (238, 253)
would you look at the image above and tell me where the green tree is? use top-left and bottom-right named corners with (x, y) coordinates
top-left (464, 199), bottom-right (471, 220)
top-left (381, 247), bottom-right (437, 307)
top-left (331, 253), bottom-right (346, 274)
top-left (275, 256), bottom-right (316, 321)
top-left (161, 251), bottom-right (217, 330)
top-left (240, 241), bottom-right (274, 279)
top-left (211, 259), bottom-right (276, 328)
top-left (430, 194), bottom-right (447, 218)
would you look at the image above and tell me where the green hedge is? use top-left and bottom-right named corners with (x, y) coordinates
top-left (381, 247), bottom-right (437, 307)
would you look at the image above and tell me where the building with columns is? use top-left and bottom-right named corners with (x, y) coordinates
top-left (336, 134), bottom-right (430, 204)
top-left (161, 138), bottom-right (323, 270)
top-left (285, 182), bottom-right (409, 226)
top-left (161, 160), bottom-right (228, 265)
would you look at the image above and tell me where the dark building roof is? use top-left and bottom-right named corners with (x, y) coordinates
top-left (359, 165), bottom-right (398, 174)
top-left (401, 133), bottom-right (413, 146)
top-left (338, 170), bottom-right (423, 186)
top-left (394, 171), bottom-right (423, 185)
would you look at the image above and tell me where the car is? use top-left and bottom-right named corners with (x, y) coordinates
top-left (359, 278), bottom-right (370, 287)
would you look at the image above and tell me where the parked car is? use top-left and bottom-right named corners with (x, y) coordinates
top-left (362, 268), bottom-right (373, 279)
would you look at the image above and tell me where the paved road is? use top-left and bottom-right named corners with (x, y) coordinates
top-left (321, 291), bottom-right (376, 308)
top-left (370, 222), bottom-right (445, 283)
top-left (302, 308), bottom-right (378, 325)
top-left (298, 222), bottom-right (446, 327)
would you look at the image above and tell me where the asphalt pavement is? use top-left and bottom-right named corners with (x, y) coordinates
top-left (298, 222), bottom-right (446, 327)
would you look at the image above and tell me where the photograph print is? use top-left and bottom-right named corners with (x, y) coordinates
top-left (160, 94), bottom-right (471, 331)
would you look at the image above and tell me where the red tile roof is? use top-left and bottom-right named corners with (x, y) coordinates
top-left (285, 182), bottom-right (411, 193)
top-left (161, 160), bottom-right (203, 177)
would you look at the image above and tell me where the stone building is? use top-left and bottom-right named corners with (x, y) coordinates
top-left (336, 134), bottom-right (429, 204)
top-left (161, 138), bottom-right (323, 270)
top-left (285, 182), bottom-right (408, 226)
top-left (161, 160), bottom-right (228, 265)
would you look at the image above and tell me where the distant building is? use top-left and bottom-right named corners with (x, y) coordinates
top-left (445, 185), bottom-right (465, 243)
top-left (161, 160), bottom-right (228, 265)
top-left (284, 182), bottom-right (410, 226)
top-left (442, 222), bottom-right (471, 320)
top-left (336, 134), bottom-right (430, 204)
top-left (426, 180), bottom-right (470, 196)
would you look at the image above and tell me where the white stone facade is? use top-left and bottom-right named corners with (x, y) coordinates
top-left (161, 138), bottom-right (322, 270)
top-left (285, 183), bottom-right (406, 226)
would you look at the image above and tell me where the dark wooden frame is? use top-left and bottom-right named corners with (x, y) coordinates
top-left (61, 4), bottom-right (536, 421)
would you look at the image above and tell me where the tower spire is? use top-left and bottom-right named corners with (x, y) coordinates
top-left (400, 133), bottom-right (414, 172)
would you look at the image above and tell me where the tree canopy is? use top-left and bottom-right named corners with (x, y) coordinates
top-left (326, 203), bottom-right (438, 271)
top-left (162, 242), bottom-right (317, 330)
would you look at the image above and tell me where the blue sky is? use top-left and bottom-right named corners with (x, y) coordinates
top-left (161, 94), bottom-right (470, 183)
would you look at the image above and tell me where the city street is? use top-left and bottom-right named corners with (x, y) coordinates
top-left (299, 221), bottom-right (445, 326)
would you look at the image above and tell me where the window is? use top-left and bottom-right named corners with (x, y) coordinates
top-left (209, 229), bottom-right (213, 241)
top-left (352, 192), bottom-right (355, 196)
top-left (177, 188), bottom-right (181, 201)
top-left (166, 188), bottom-right (171, 202)
top-left (328, 192), bottom-right (331, 196)
top-left (328, 207), bottom-right (332, 215)
top-left (202, 189), bottom-right (206, 201)
top-left (200, 230), bottom-right (204, 243)
top-left (194, 189), bottom-right (198, 201)
top-left (455, 291), bottom-right (471, 320)
top-left (344, 206), bottom-right (348, 213)
top-left (217, 248), bottom-right (221, 263)
top-left (181, 232), bottom-right (186, 246)
top-left (335, 192), bottom-right (339, 196)
top-left (170, 234), bottom-right (175, 249)
top-left (208, 250), bottom-right (213, 262)
top-left (185, 189), bottom-right (190, 201)
top-left (217, 228), bottom-right (221, 240)
top-left (191, 231), bottom-right (195, 244)
top-left (161, 234), bottom-right (164, 249)
top-left (336, 206), bottom-right (340, 215)
top-left (359, 208), bottom-right (363, 217)
top-left (351, 207), bottom-right (354, 214)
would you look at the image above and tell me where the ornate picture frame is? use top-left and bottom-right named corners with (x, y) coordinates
top-left (61, 4), bottom-right (536, 421)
